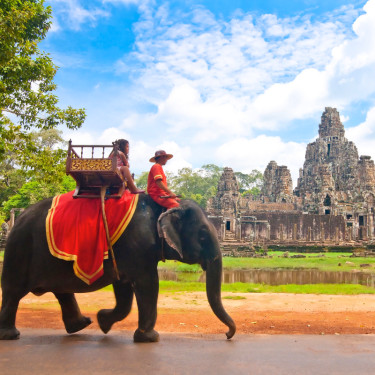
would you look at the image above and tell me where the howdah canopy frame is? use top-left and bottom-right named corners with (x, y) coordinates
top-left (66, 140), bottom-right (124, 279)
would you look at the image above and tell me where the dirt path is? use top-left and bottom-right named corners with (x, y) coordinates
top-left (12, 291), bottom-right (375, 335)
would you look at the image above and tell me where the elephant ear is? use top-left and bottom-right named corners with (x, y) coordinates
top-left (157, 207), bottom-right (183, 258)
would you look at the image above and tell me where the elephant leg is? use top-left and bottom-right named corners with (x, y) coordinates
top-left (97, 281), bottom-right (134, 334)
top-left (0, 288), bottom-right (27, 340)
top-left (133, 270), bottom-right (159, 343)
top-left (54, 293), bottom-right (92, 334)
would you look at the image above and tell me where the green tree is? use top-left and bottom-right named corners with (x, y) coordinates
top-left (0, 128), bottom-right (71, 219)
top-left (168, 164), bottom-right (223, 208)
top-left (26, 128), bottom-right (68, 183)
top-left (135, 171), bottom-right (148, 190)
top-left (2, 174), bottom-right (76, 217)
top-left (200, 164), bottom-right (223, 179)
top-left (234, 169), bottom-right (263, 196)
top-left (200, 164), bottom-right (223, 192)
top-left (134, 165), bottom-right (262, 208)
top-left (0, 128), bottom-right (67, 206)
top-left (0, 152), bottom-right (25, 204)
top-left (0, 0), bottom-right (85, 170)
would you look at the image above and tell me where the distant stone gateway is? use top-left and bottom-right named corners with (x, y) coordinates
top-left (207, 107), bottom-right (375, 252)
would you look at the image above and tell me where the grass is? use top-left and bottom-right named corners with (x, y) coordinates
top-left (156, 281), bottom-right (375, 295)
top-left (1, 251), bottom-right (375, 295)
top-left (0, 250), bottom-right (3, 262)
top-left (100, 279), bottom-right (375, 294)
top-left (223, 295), bottom-right (246, 300)
top-left (158, 252), bottom-right (375, 273)
top-left (154, 253), bottom-right (375, 295)
top-left (224, 251), bottom-right (375, 272)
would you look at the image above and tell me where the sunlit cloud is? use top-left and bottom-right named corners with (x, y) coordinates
top-left (215, 135), bottom-right (306, 185)
top-left (347, 105), bottom-right (375, 158)
top-left (48, 0), bottom-right (110, 30)
top-left (114, 1), bottom-right (360, 138)
top-left (55, 0), bottom-right (375, 185)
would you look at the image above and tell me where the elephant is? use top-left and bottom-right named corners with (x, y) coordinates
top-left (0, 194), bottom-right (236, 342)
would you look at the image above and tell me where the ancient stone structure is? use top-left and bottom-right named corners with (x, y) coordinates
top-left (0, 221), bottom-right (8, 250)
top-left (262, 161), bottom-right (293, 203)
top-left (207, 107), bottom-right (375, 250)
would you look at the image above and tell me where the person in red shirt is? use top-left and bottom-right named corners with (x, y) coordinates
top-left (147, 150), bottom-right (180, 209)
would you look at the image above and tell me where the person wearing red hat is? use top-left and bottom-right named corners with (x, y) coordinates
top-left (147, 150), bottom-right (180, 209)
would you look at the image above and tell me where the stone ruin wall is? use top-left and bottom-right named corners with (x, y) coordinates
top-left (245, 201), bottom-right (295, 212)
top-left (207, 107), bottom-right (375, 248)
top-left (240, 212), bottom-right (346, 243)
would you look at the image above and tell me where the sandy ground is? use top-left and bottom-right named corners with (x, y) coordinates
top-left (9, 290), bottom-right (375, 335)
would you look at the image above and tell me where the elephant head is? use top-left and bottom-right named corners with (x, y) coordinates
top-left (158, 201), bottom-right (236, 339)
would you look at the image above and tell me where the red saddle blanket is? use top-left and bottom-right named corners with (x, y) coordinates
top-left (46, 190), bottom-right (139, 285)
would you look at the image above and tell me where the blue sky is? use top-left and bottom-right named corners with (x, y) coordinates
top-left (44, 0), bottom-right (375, 185)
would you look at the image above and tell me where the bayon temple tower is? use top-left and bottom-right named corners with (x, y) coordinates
top-left (207, 107), bottom-right (375, 248)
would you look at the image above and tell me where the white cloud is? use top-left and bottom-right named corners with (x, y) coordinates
top-left (49, 15), bottom-right (61, 32)
top-left (114, 0), bottom-right (358, 138)
top-left (61, 0), bottom-right (375, 181)
top-left (215, 136), bottom-right (306, 186)
top-left (346, 105), bottom-right (375, 157)
top-left (103, 0), bottom-right (145, 4)
top-left (156, 84), bottom-right (249, 140)
top-left (49, 0), bottom-right (110, 30)
top-left (246, 69), bottom-right (329, 130)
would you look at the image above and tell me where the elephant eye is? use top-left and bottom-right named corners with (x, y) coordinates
top-left (199, 226), bottom-right (209, 243)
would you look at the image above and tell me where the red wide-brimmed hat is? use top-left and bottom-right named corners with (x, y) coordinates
top-left (149, 150), bottom-right (173, 163)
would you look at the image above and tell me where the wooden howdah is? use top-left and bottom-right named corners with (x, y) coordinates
top-left (66, 140), bottom-right (125, 198)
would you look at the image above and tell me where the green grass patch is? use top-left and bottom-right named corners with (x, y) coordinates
top-left (158, 281), bottom-right (375, 295)
top-left (159, 281), bottom-right (206, 293)
top-left (222, 252), bottom-right (375, 272)
top-left (100, 284), bottom-right (114, 292)
top-left (158, 252), bottom-right (375, 273)
top-left (0, 250), bottom-right (4, 261)
top-left (158, 261), bottom-right (202, 273)
top-left (223, 295), bottom-right (246, 300)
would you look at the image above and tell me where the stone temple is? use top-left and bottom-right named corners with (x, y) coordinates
top-left (207, 107), bottom-right (375, 251)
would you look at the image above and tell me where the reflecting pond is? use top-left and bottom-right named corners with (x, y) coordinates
top-left (158, 269), bottom-right (375, 287)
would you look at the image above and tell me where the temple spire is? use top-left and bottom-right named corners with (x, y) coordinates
top-left (318, 107), bottom-right (345, 139)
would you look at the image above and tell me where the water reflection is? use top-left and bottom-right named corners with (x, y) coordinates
top-left (158, 269), bottom-right (375, 287)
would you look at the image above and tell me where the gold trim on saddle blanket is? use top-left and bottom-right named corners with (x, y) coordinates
top-left (46, 193), bottom-right (139, 284)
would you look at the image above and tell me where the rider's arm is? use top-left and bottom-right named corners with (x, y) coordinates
top-left (155, 179), bottom-right (176, 198)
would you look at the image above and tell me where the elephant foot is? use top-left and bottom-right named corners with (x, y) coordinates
top-left (133, 328), bottom-right (159, 343)
top-left (65, 316), bottom-right (92, 334)
top-left (97, 309), bottom-right (115, 334)
top-left (0, 327), bottom-right (20, 340)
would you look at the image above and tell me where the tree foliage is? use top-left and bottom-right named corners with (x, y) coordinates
top-left (2, 175), bottom-right (76, 217)
top-left (135, 164), bottom-right (264, 208)
top-left (235, 170), bottom-right (263, 196)
top-left (135, 171), bottom-right (148, 190)
top-left (167, 165), bottom-right (223, 208)
top-left (0, 128), bottom-right (67, 204)
top-left (0, 128), bottom-right (73, 218)
top-left (0, 0), bottom-right (85, 168)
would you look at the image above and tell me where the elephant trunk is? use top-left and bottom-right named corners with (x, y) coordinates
top-left (206, 256), bottom-right (236, 339)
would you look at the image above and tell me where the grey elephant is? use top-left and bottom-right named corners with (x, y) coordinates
top-left (0, 195), bottom-right (236, 342)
